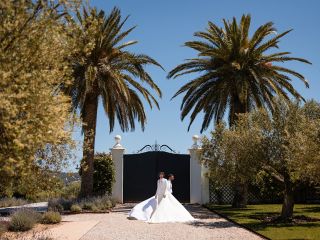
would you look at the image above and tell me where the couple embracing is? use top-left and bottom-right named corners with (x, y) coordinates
top-left (129, 172), bottom-right (194, 223)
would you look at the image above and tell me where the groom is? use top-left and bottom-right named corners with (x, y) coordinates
top-left (155, 171), bottom-right (167, 204)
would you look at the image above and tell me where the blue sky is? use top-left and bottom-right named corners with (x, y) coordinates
top-left (73, 0), bottom-right (320, 161)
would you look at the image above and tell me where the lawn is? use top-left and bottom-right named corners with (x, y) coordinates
top-left (205, 204), bottom-right (320, 240)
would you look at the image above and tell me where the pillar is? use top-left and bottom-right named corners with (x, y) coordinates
top-left (189, 135), bottom-right (209, 204)
top-left (111, 135), bottom-right (125, 203)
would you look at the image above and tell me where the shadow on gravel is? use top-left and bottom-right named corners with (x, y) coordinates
top-left (188, 220), bottom-right (235, 229)
top-left (185, 204), bottom-right (240, 230)
top-left (112, 205), bottom-right (133, 213)
top-left (185, 204), bottom-right (219, 220)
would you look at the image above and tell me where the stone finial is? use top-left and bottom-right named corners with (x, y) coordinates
top-left (113, 135), bottom-right (122, 148)
top-left (191, 135), bottom-right (200, 149)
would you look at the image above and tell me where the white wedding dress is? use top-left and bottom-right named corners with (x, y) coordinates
top-left (128, 178), bottom-right (194, 223)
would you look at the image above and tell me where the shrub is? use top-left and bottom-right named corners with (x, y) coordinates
top-left (0, 198), bottom-right (28, 208)
top-left (93, 153), bottom-right (115, 196)
top-left (110, 198), bottom-right (117, 208)
top-left (81, 201), bottom-right (95, 211)
top-left (80, 153), bottom-right (115, 196)
top-left (60, 199), bottom-right (73, 211)
top-left (61, 181), bottom-right (80, 199)
top-left (79, 195), bottom-right (113, 212)
top-left (93, 196), bottom-right (112, 211)
top-left (47, 195), bottom-right (114, 214)
top-left (48, 198), bottom-right (73, 212)
top-left (41, 211), bottom-right (61, 224)
top-left (70, 204), bottom-right (82, 213)
top-left (9, 209), bottom-right (41, 231)
top-left (91, 205), bottom-right (99, 212)
top-left (48, 199), bottom-right (63, 213)
top-left (0, 223), bottom-right (8, 235)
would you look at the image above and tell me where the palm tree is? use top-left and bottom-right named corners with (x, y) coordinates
top-left (168, 14), bottom-right (310, 207)
top-left (168, 14), bottom-right (310, 131)
top-left (69, 7), bottom-right (162, 197)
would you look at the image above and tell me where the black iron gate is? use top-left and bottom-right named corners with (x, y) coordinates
top-left (123, 150), bottom-right (190, 203)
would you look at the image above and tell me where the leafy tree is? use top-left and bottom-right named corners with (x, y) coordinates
top-left (68, 7), bottom-right (162, 197)
top-left (0, 0), bottom-right (79, 198)
top-left (202, 120), bottom-right (263, 207)
top-left (256, 100), bottom-right (320, 219)
top-left (168, 14), bottom-right (310, 207)
top-left (202, 100), bottom-right (320, 219)
top-left (61, 181), bottom-right (81, 199)
top-left (14, 169), bottom-right (64, 201)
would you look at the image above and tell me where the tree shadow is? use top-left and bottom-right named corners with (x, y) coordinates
top-left (299, 206), bottom-right (320, 213)
top-left (186, 204), bottom-right (257, 232)
top-left (244, 221), bottom-right (320, 232)
top-left (112, 205), bottom-right (132, 213)
top-left (247, 212), bottom-right (279, 220)
top-left (187, 220), bottom-right (236, 229)
top-left (204, 204), bottom-right (320, 238)
top-left (185, 204), bottom-right (221, 219)
top-left (208, 205), bottom-right (255, 212)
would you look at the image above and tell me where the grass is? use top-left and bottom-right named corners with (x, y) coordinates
top-left (205, 204), bottom-right (320, 240)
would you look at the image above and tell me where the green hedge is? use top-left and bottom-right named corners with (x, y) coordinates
top-left (80, 153), bottom-right (115, 196)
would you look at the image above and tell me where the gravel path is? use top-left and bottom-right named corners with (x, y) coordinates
top-left (60, 204), bottom-right (262, 240)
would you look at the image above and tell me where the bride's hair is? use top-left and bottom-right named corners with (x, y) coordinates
top-left (158, 172), bottom-right (165, 178)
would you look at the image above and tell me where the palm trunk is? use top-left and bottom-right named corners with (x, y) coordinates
top-left (281, 179), bottom-right (294, 219)
top-left (79, 92), bottom-right (98, 198)
top-left (232, 182), bottom-right (248, 208)
top-left (230, 95), bottom-right (249, 208)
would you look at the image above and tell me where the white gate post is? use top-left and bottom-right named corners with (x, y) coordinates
top-left (111, 135), bottom-right (125, 203)
top-left (201, 163), bottom-right (210, 204)
top-left (189, 135), bottom-right (209, 204)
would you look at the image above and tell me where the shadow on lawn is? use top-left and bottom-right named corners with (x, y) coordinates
top-left (206, 205), bottom-right (320, 234)
top-left (247, 212), bottom-right (279, 220)
top-left (300, 206), bottom-right (320, 213)
top-left (244, 221), bottom-right (320, 232)
top-left (210, 205), bottom-right (255, 212)
top-left (218, 211), bottom-right (256, 219)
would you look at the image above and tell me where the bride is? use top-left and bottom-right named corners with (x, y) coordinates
top-left (128, 172), bottom-right (194, 223)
